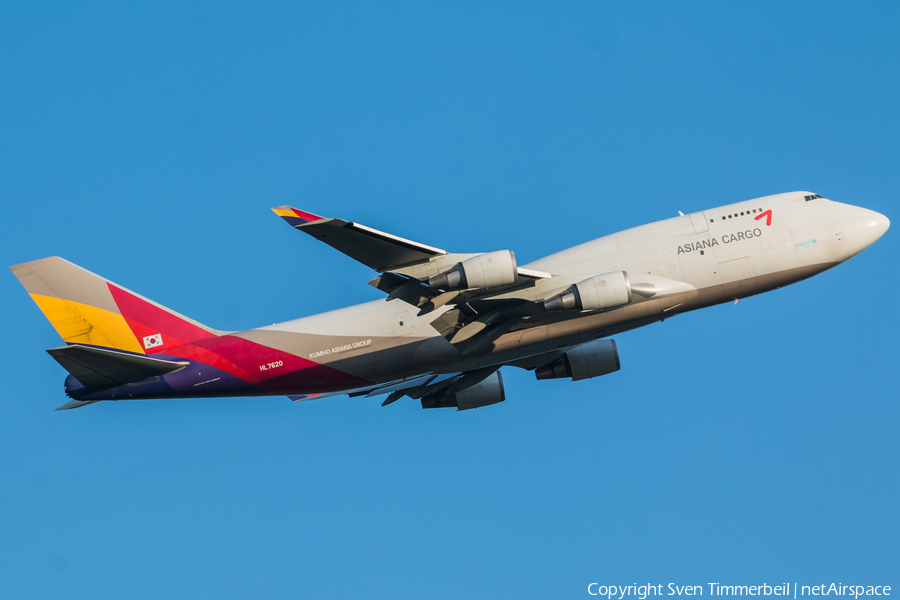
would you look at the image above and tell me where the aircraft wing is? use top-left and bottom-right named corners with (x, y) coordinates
top-left (272, 205), bottom-right (550, 279)
top-left (272, 206), bottom-right (446, 271)
top-left (272, 206), bottom-right (585, 353)
top-left (272, 205), bottom-right (696, 356)
top-left (288, 369), bottom-right (497, 408)
top-left (273, 206), bottom-right (670, 355)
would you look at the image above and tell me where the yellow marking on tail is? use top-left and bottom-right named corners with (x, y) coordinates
top-left (30, 294), bottom-right (144, 354)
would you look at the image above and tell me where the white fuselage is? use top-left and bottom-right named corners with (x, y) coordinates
top-left (248, 192), bottom-right (888, 386)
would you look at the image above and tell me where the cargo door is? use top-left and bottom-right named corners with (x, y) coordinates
top-left (719, 256), bottom-right (758, 296)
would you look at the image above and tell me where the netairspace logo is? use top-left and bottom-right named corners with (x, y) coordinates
top-left (587, 584), bottom-right (892, 599)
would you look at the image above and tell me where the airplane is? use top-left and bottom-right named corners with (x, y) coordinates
top-left (10, 191), bottom-right (889, 411)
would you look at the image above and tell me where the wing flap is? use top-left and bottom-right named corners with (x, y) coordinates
top-left (47, 345), bottom-right (190, 389)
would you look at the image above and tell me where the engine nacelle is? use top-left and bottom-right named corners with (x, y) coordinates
top-left (543, 271), bottom-right (632, 311)
top-left (535, 339), bottom-right (620, 381)
top-left (421, 371), bottom-right (506, 410)
top-left (428, 250), bottom-right (518, 290)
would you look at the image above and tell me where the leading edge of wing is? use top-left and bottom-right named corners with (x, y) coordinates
top-left (272, 205), bottom-right (446, 271)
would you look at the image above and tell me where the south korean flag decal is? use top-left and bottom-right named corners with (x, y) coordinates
top-left (143, 333), bottom-right (163, 349)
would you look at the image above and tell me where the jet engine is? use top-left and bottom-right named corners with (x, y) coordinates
top-left (421, 371), bottom-right (506, 410)
top-left (535, 339), bottom-right (620, 381)
top-left (543, 271), bottom-right (632, 311)
top-left (428, 250), bottom-right (518, 290)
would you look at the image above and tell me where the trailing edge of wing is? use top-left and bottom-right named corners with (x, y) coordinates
top-left (272, 206), bottom-right (552, 285)
top-left (272, 205), bottom-right (446, 271)
top-left (47, 344), bottom-right (190, 389)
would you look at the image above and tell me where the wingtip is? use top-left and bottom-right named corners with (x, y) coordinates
top-left (271, 206), bottom-right (325, 227)
top-left (55, 399), bottom-right (99, 411)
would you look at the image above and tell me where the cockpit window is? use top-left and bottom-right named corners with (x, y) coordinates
top-left (804, 194), bottom-right (821, 201)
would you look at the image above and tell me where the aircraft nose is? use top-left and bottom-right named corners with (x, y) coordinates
top-left (861, 208), bottom-right (890, 244)
top-left (844, 206), bottom-right (890, 256)
top-left (872, 210), bottom-right (890, 239)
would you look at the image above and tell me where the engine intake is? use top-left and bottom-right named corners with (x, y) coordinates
top-left (535, 339), bottom-right (620, 381)
top-left (543, 271), bottom-right (632, 311)
top-left (421, 371), bottom-right (506, 410)
top-left (428, 250), bottom-right (518, 290)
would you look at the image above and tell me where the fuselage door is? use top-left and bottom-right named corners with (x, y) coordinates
top-left (719, 255), bottom-right (758, 296)
top-left (689, 212), bottom-right (710, 234)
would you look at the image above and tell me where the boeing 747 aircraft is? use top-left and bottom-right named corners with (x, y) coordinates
top-left (11, 191), bottom-right (889, 410)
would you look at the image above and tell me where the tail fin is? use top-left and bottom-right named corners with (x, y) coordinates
top-left (10, 257), bottom-right (219, 355)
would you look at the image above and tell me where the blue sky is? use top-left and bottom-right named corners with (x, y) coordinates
top-left (1, 2), bottom-right (897, 598)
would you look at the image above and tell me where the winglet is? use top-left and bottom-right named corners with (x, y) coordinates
top-left (271, 206), bottom-right (325, 228)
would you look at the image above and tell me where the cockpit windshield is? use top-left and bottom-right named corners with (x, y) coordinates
top-left (804, 194), bottom-right (821, 201)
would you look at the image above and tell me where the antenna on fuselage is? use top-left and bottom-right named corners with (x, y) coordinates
top-left (678, 211), bottom-right (684, 216)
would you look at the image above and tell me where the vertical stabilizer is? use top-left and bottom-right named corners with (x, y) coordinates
top-left (10, 257), bottom-right (219, 354)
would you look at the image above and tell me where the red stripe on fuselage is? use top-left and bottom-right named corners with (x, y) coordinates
top-left (164, 342), bottom-right (263, 387)
top-left (171, 335), bottom-right (372, 394)
top-left (108, 282), bottom-right (370, 394)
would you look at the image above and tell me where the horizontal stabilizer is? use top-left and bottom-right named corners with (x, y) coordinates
top-left (47, 344), bottom-right (189, 389)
